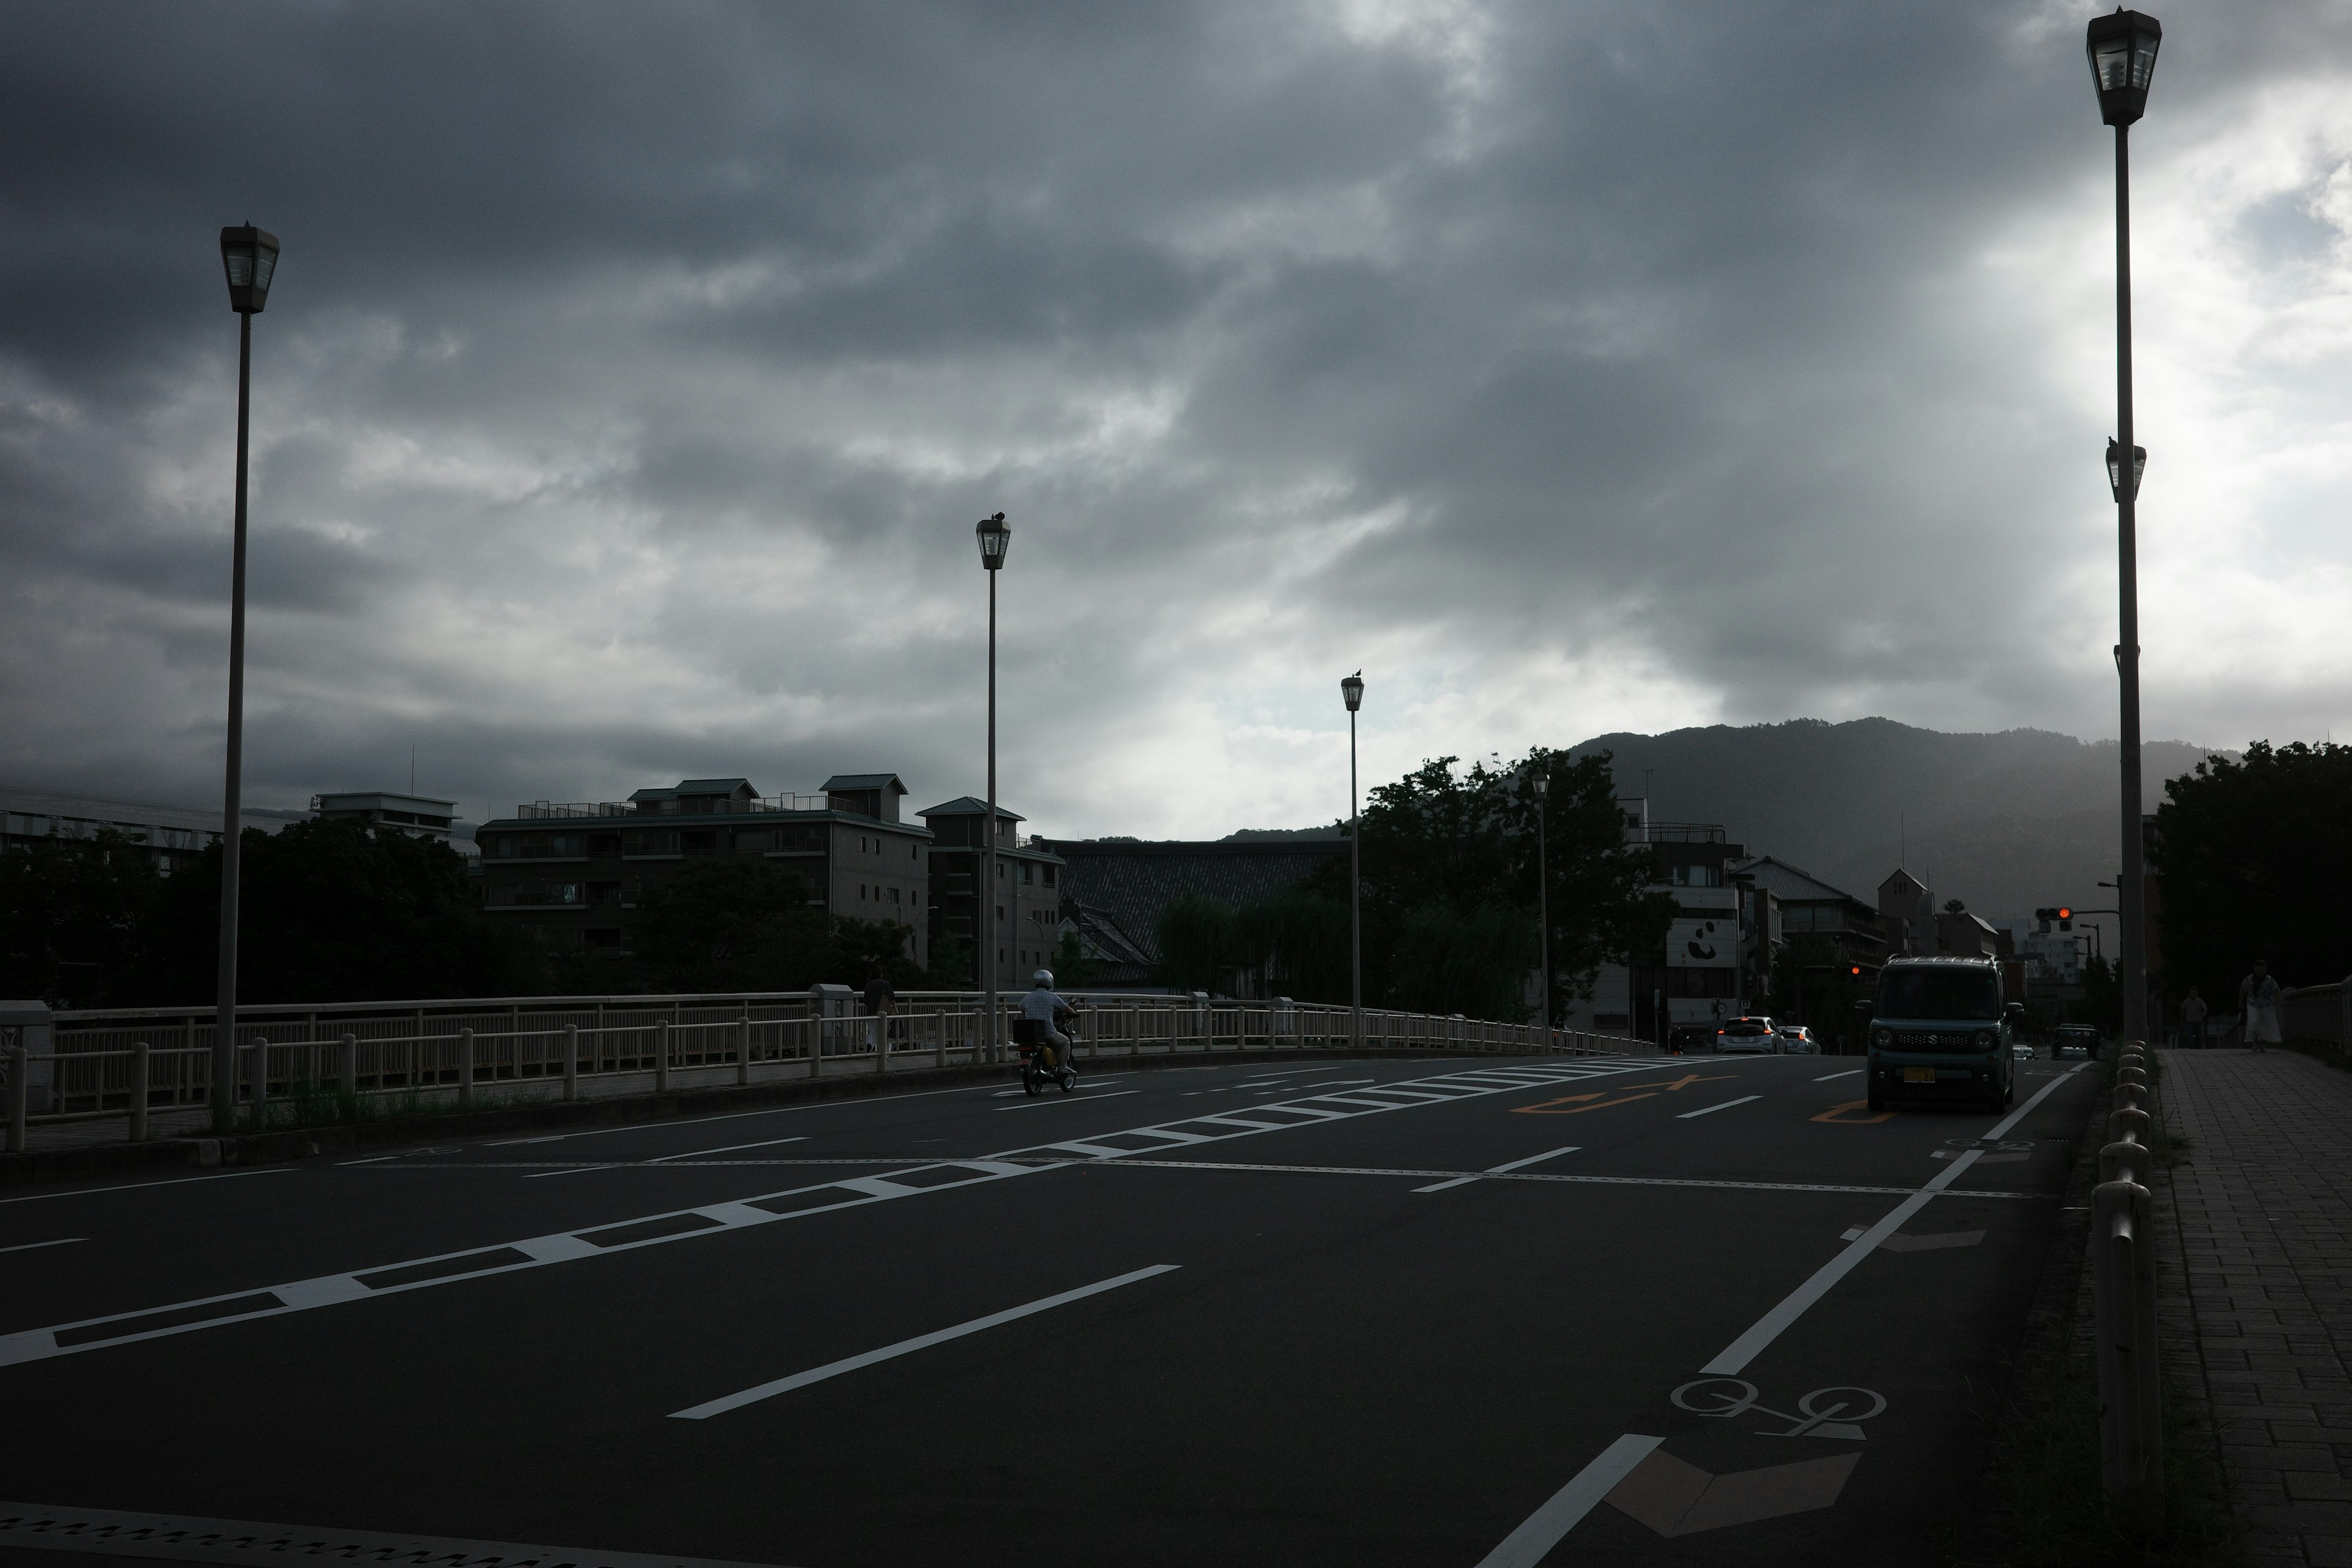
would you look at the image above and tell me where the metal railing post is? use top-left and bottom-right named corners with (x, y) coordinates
top-left (656, 1020), bottom-right (671, 1092)
top-left (564, 1023), bottom-right (580, 1102)
top-left (2093, 1175), bottom-right (2163, 1532)
top-left (5, 1044), bottom-right (23, 1155)
top-left (339, 1031), bottom-right (358, 1099)
top-left (809, 1016), bottom-right (822, 1079)
top-left (737, 1006), bottom-right (752, 1087)
top-left (458, 1028), bottom-right (475, 1109)
top-left (129, 1040), bottom-right (151, 1143)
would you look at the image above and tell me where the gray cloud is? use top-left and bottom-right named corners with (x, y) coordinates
top-left (4, 0), bottom-right (2350, 839)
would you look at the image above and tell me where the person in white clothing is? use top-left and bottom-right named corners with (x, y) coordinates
top-left (1021, 970), bottom-right (1076, 1071)
top-left (2241, 960), bottom-right (2282, 1052)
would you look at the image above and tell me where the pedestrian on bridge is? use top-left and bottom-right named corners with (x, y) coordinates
top-left (2180, 986), bottom-right (2208, 1049)
top-left (865, 965), bottom-right (897, 1057)
top-left (2240, 961), bottom-right (2280, 1053)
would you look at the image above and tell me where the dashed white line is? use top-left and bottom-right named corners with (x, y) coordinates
top-left (0, 1237), bottom-right (86, 1255)
top-left (995, 1090), bottom-right (1139, 1112)
top-left (1678, 1095), bottom-right (1760, 1119)
top-left (1814, 1069), bottom-right (1863, 1082)
top-left (0, 1169), bottom-right (296, 1206)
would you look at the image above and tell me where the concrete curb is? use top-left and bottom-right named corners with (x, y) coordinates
top-left (0, 1046), bottom-right (1487, 1188)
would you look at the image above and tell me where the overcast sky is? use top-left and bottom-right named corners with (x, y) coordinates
top-left (5, 0), bottom-right (2351, 839)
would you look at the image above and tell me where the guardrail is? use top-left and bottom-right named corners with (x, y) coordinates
top-left (2275, 977), bottom-right (2352, 1050)
top-left (6, 993), bottom-right (1651, 1148)
top-left (2093, 1039), bottom-right (2162, 1534)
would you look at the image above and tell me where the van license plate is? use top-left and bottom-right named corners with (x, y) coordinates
top-left (1902, 1066), bottom-right (1936, 1084)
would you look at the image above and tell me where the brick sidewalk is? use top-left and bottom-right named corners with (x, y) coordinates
top-left (2164, 1047), bottom-right (2352, 1566)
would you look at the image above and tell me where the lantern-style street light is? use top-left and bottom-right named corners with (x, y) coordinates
top-left (213, 223), bottom-right (280, 1134)
top-left (1534, 769), bottom-right (1551, 1038)
top-left (976, 512), bottom-right (1010, 1064)
top-left (1341, 672), bottom-right (1364, 1052)
top-left (2086, 9), bottom-right (2161, 1053)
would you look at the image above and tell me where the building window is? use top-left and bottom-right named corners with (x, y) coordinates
top-left (548, 834), bottom-right (583, 856)
top-left (860, 884), bottom-right (867, 899)
top-left (1043, 866), bottom-right (1056, 887)
top-left (1670, 864), bottom-right (1722, 888)
top-left (1020, 863), bottom-right (1034, 884)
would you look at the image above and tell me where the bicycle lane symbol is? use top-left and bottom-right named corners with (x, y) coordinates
top-left (1670, 1378), bottom-right (1888, 1441)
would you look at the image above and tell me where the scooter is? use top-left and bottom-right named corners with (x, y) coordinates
top-left (1014, 1019), bottom-right (1079, 1096)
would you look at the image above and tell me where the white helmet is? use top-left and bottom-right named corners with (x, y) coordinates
top-left (1033, 969), bottom-right (1054, 987)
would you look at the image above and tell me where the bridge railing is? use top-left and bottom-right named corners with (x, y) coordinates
top-left (26, 992), bottom-right (1653, 1135)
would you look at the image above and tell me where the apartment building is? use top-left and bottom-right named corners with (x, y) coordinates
top-left (475, 774), bottom-right (932, 960)
top-left (921, 798), bottom-right (1066, 990)
top-left (311, 791), bottom-right (458, 843)
top-left (1559, 797), bottom-right (1748, 1047)
top-left (0, 785), bottom-right (301, 877)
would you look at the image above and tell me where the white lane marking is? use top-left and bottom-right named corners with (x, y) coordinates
top-left (336, 1154), bottom-right (401, 1166)
top-left (0, 1159), bottom-right (1047, 1369)
top-left (1476, 1433), bottom-right (1664, 1568)
top-left (1414, 1145), bottom-right (1581, 1194)
top-left (647, 1136), bottom-right (807, 1163)
top-left (483, 1080), bottom-right (1002, 1145)
top-left (1841, 1226), bottom-right (1867, 1242)
top-left (995, 1090), bottom-right (1139, 1112)
top-left (1678, 1095), bottom-right (1762, 1120)
top-left (1814, 1069), bottom-right (1863, 1082)
top-left (0, 1169), bottom-right (296, 1207)
top-left (0, 1237), bottom-right (86, 1255)
top-left (1698, 1063), bottom-right (2085, 1377)
top-left (0, 1058), bottom-right (1637, 1368)
top-left (669, 1264), bottom-right (1182, 1419)
top-left (522, 1166), bottom-right (608, 1180)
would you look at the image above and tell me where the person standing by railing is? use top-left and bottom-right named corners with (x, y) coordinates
top-left (864, 965), bottom-right (897, 1058)
top-left (2179, 986), bottom-right (2207, 1050)
top-left (2241, 961), bottom-right (2280, 1054)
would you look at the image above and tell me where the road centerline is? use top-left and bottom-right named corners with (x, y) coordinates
top-left (1677, 1095), bottom-right (1761, 1120)
top-left (1414, 1145), bottom-right (1581, 1194)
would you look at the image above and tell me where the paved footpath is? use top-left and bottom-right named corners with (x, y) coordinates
top-left (2164, 1048), bottom-right (2352, 1567)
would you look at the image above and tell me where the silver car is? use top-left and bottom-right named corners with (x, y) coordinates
top-left (1716, 1016), bottom-right (1781, 1054)
top-left (1774, 1025), bottom-right (1819, 1055)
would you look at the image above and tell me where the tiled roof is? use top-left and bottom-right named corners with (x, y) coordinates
top-left (1729, 854), bottom-right (1872, 908)
top-left (918, 796), bottom-right (1026, 820)
top-left (824, 774), bottom-right (907, 793)
top-left (1031, 839), bottom-right (1348, 962)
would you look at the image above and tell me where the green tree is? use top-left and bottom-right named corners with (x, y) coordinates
top-left (0, 829), bottom-right (164, 1007)
top-left (1050, 925), bottom-right (1102, 989)
top-left (628, 858), bottom-right (826, 993)
top-left (1156, 892), bottom-right (1240, 992)
top-left (2154, 740), bottom-right (2352, 1004)
top-left (2082, 953), bottom-right (2122, 1038)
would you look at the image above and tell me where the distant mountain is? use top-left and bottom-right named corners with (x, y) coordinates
top-left (1224, 826), bottom-right (1346, 841)
top-left (1566, 718), bottom-right (2233, 928)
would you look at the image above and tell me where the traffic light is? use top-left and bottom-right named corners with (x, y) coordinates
top-left (2057, 907), bottom-right (2073, 931)
top-left (1849, 965), bottom-right (1861, 977)
top-left (2034, 907), bottom-right (2056, 933)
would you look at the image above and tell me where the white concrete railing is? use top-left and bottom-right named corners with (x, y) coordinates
top-left (10, 993), bottom-right (1653, 1145)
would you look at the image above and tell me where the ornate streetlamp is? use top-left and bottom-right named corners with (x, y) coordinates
top-left (976, 512), bottom-right (1011, 1064)
top-left (1341, 671), bottom-right (1364, 1051)
top-left (214, 223), bottom-right (281, 1133)
top-left (2087, 9), bottom-right (2161, 1050)
top-left (1534, 770), bottom-right (1551, 1039)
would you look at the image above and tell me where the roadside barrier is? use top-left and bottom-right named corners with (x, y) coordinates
top-left (2092, 1039), bottom-right (2163, 1533)
top-left (18, 992), bottom-right (1656, 1144)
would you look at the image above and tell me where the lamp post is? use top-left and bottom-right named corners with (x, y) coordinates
top-left (213, 224), bottom-right (280, 1134)
top-left (975, 512), bottom-right (1011, 1065)
top-left (1341, 672), bottom-right (1364, 1052)
top-left (2088, 10), bottom-right (2161, 1050)
top-left (1534, 770), bottom-right (1551, 1039)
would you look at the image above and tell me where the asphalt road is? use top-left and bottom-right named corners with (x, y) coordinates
top-left (0, 1049), bottom-right (2097, 1567)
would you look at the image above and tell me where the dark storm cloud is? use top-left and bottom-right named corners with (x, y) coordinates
top-left (4, 1), bottom-right (2350, 833)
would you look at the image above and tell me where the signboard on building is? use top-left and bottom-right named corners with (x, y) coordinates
top-left (1668, 916), bottom-right (1732, 968)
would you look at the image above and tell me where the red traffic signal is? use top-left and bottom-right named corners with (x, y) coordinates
top-left (1849, 965), bottom-right (1861, 976)
top-left (2057, 907), bottom-right (2073, 930)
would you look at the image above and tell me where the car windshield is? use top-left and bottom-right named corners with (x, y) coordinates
top-left (1875, 968), bottom-right (2002, 1021)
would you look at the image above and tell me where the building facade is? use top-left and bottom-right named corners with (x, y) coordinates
top-left (1559, 798), bottom-right (1749, 1047)
top-left (921, 798), bottom-right (1066, 990)
top-left (311, 791), bottom-right (458, 843)
top-left (475, 774), bottom-right (932, 960)
top-left (0, 786), bottom-right (301, 877)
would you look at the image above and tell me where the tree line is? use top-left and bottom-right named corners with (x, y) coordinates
top-left (1152, 748), bottom-right (1673, 1022)
top-left (0, 818), bottom-right (951, 1009)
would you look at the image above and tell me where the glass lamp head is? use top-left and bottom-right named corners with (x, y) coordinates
top-left (974, 511), bottom-right (1011, 570)
top-left (219, 224), bottom-right (281, 314)
top-left (1340, 671), bottom-right (1364, 713)
top-left (2086, 9), bottom-right (2162, 127)
top-left (2106, 438), bottom-right (2147, 500)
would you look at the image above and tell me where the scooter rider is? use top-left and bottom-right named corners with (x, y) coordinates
top-left (1021, 970), bottom-right (1076, 1072)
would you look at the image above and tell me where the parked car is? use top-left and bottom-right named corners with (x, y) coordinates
top-left (2011, 1040), bottom-right (2037, 1060)
top-left (2052, 1024), bottom-right (2103, 1060)
top-left (1716, 1016), bottom-right (1781, 1055)
top-left (1774, 1024), bottom-right (1819, 1054)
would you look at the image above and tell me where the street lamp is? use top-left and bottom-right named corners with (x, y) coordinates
top-left (2087, 9), bottom-right (2161, 1051)
top-left (1534, 770), bottom-right (1551, 1039)
top-left (975, 511), bottom-right (1010, 1065)
top-left (1341, 672), bottom-right (1364, 1052)
top-left (214, 223), bottom-right (280, 1134)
